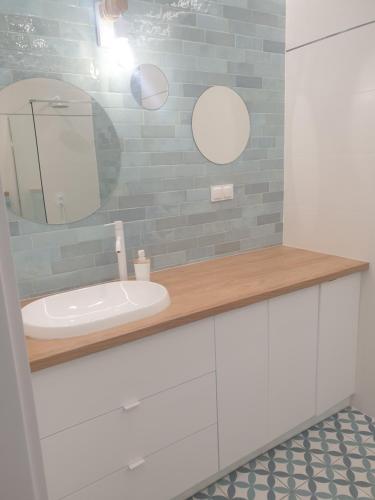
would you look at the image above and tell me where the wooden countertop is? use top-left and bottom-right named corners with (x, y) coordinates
top-left (27, 246), bottom-right (368, 372)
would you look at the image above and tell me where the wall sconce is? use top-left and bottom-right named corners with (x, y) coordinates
top-left (98, 0), bottom-right (128, 21)
top-left (95, 0), bottom-right (128, 48)
top-left (95, 0), bottom-right (135, 70)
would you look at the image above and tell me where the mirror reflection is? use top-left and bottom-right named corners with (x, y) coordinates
top-left (192, 86), bottom-right (251, 165)
top-left (0, 78), bottom-right (121, 225)
top-left (130, 64), bottom-right (169, 110)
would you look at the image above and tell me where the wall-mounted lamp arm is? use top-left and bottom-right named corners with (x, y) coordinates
top-left (98, 0), bottom-right (128, 21)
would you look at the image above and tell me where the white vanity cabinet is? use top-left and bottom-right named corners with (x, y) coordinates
top-left (63, 426), bottom-right (218, 500)
top-left (32, 273), bottom-right (362, 500)
top-left (317, 273), bottom-right (361, 414)
top-left (215, 275), bottom-right (361, 472)
top-left (215, 302), bottom-right (268, 470)
top-left (32, 319), bottom-right (219, 500)
top-left (268, 286), bottom-right (319, 440)
top-left (32, 318), bottom-right (216, 438)
top-left (214, 286), bottom-right (319, 469)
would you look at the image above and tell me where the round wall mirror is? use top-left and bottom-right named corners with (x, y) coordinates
top-left (192, 86), bottom-right (251, 165)
top-left (0, 78), bottom-right (121, 225)
top-left (130, 64), bottom-right (169, 110)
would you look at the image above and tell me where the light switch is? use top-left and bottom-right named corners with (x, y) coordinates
top-left (222, 184), bottom-right (234, 200)
top-left (210, 184), bottom-right (234, 202)
top-left (211, 185), bottom-right (223, 202)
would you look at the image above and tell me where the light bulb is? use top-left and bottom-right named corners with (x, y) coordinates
top-left (112, 37), bottom-right (135, 71)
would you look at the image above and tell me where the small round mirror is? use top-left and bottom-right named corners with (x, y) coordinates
top-left (192, 86), bottom-right (251, 165)
top-left (130, 64), bottom-right (169, 110)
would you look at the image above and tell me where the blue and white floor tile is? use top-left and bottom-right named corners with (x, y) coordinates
top-left (189, 407), bottom-right (375, 499)
top-left (189, 483), bottom-right (228, 499)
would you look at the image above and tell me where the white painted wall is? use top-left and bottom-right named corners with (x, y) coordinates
top-left (286, 0), bottom-right (375, 50)
top-left (284, 1), bottom-right (375, 416)
top-left (10, 115), bottom-right (47, 223)
top-left (0, 114), bottom-right (47, 223)
top-left (0, 116), bottom-right (21, 214)
top-left (35, 113), bottom-right (100, 224)
top-left (0, 177), bottom-right (48, 500)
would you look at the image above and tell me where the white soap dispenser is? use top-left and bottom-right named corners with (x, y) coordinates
top-left (134, 249), bottom-right (151, 281)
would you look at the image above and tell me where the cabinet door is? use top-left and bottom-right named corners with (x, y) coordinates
top-left (215, 302), bottom-right (268, 470)
top-left (269, 286), bottom-right (319, 440)
top-left (317, 274), bottom-right (361, 415)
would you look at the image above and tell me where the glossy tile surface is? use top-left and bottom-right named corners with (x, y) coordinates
top-left (0, 0), bottom-right (285, 298)
top-left (189, 407), bottom-right (375, 499)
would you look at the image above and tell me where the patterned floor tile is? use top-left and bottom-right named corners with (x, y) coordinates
top-left (290, 426), bottom-right (350, 464)
top-left (327, 407), bottom-right (375, 444)
top-left (302, 443), bottom-right (375, 498)
top-left (188, 482), bottom-right (228, 499)
top-left (291, 422), bottom-right (370, 466)
top-left (294, 411), bottom-right (375, 499)
top-left (256, 435), bottom-right (334, 493)
top-left (296, 475), bottom-right (372, 499)
top-left (362, 437), bottom-right (375, 454)
top-left (217, 459), bottom-right (302, 499)
top-left (190, 408), bottom-right (375, 500)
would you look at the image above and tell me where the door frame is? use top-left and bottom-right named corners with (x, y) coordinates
top-left (0, 184), bottom-right (48, 500)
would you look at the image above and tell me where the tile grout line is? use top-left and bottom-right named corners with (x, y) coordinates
top-left (216, 483), bottom-right (229, 497)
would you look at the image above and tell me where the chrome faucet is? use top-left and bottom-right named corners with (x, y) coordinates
top-left (105, 220), bottom-right (128, 281)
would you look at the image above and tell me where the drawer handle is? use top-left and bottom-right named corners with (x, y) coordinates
top-left (128, 458), bottom-right (146, 471)
top-left (122, 400), bottom-right (141, 412)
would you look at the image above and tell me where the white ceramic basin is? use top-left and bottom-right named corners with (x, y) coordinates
top-left (22, 281), bottom-right (171, 340)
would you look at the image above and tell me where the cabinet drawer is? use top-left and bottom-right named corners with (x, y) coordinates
top-left (32, 318), bottom-right (215, 437)
top-left (64, 425), bottom-right (218, 500)
top-left (42, 373), bottom-right (217, 500)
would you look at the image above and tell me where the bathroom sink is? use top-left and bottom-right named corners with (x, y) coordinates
top-left (22, 281), bottom-right (171, 340)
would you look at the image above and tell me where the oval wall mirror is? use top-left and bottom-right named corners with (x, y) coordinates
top-left (130, 64), bottom-right (169, 110)
top-left (0, 78), bottom-right (121, 225)
top-left (192, 86), bottom-right (251, 165)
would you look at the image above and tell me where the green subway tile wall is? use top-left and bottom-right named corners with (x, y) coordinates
top-left (1, 0), bottom-right (285, 298)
